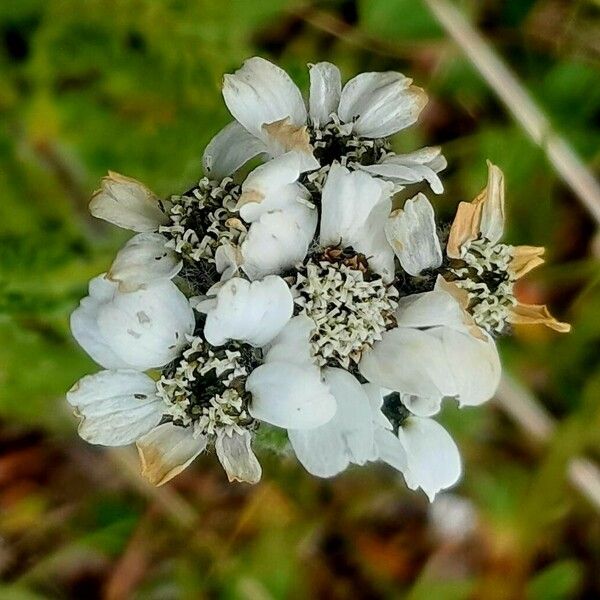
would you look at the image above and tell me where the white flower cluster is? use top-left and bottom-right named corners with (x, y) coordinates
top-left (68, 58), bottom-right (569, 499)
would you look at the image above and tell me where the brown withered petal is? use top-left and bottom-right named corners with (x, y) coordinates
top-left (262, 117), bottom-right (313, 155)
top-left (446, 197), bottom-right (484, 259)
top-left (136, 423), bottom-right (206, 486)
top-left (437, 276), bottom-right (487, 341)
top-left (508, 303), bottom-right (571, 333)
top-left (479, 161), bottom-right (505, 244)
top-left (509, 245), bottom-right (545, 279)
top-left (235, 189), bottom-right (264, 210)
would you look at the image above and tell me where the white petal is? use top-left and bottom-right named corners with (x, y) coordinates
top-left (320, 164), bottom-right (395, 281)
top-left (237, 152), bottom-right (306, 223)
top-left (338, 72), bottom-right (428, 138)
top-left (436, 328), bottom-right (501, 407)
top-left (107, 233), bottom-right (181, 292)
top-left (215, 430), bottom-right (262, 484)
top-left (262, 314), bottom-right (316, 370)
top-left (385, 193), bottom-right (442, 276)
top-left (395, 288), bottom-right (466, 330)
top-left (223, 57), bottom-right (307, 138)
top-left (95, 279), bottom-right (195, 371)
top-left (241, 204), bottom-right (316, 280)
top-left (202, 121), bottom-right (268, 179)
top-left (359, 327), bottom-right (456, 399)
top-left (374, 427), bottom-right (408, 472)
top-left (360, 147), bottom-right (447, 194)
top-left (247, 362), bottom-right (336, 430)
top-left (364, 384), bottom-right (394, 431)
top-left (398, 417), bottom-right (462, 502)
top-left (288, 368), bottom-right (374, 477)
top-left (67, 370), bottom-right (162, 446)
top-left (401, 393), bottom-right (443, 417)
top-left (137, 423), bottom-right (207, 486)
top-left (71, 275), bottom-right (133, 369)
top-left (308, 62), bottom-right (342, 127)
top-left (89, 172), bottom-right (168, 232)
top-left (202, 276), bottom-right (293, 347)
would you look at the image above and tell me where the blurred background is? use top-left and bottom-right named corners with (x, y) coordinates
top-left (0, 0), bottom-right (599, 598)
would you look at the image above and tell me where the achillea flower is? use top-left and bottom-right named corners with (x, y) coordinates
top-left (204, 57), bottom-right (446, 194)
top-left (67, 58), bottom-right (570, 501)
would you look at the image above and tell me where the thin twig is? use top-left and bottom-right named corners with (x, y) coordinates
top-left (422, 0), bottom-right (600, 225)
top-left (496, 374), bottom-right (600, 511)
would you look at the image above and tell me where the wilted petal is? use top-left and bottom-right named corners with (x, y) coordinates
top-left (398, 417), bottom-right (462, 502)
top-left (288, 368), bottom-right (374, 477)
top-left (359, 327), bottom-right (456, 400)
top-left (223, 57), bottom-right (307, 138)
top-left (66, 370), bottom-right (162, 446)
top-left (215, 243), bottom-right (243, 281)
top-left (320, 164), bottom-right (395, 281)
top-left (509, 245), bottom-right (545, 279)
top-left (89, 172), bottom-right (168, 232)
top-left (108, 233), bottom-right (181, 292)
top-left (479, 161), bottom-right (505, 245)
top-left (338, 71), bottom-right (428, 138)
top-left (202, 121), bottom-right (268, 179)
top-left (508, 303), bottom-right (571, 333)
top-left (94, 279), bottom-right (194, 371)
top-left (241, 204), bottom-right (316, 280)
top-left (261, 119), bottom-right (319, 172)
top-left (201, 276), bottom-right (293, 347)
top-left (215, 430), bottom-right (262, 484)
top-left (236, 152), bottom-right (306, 222)
top-left (446, 199), bottom-right (484, 259)
top-left (385, 193), bottom-right (443, 276)
top-left (309, 62), bottom-right (342, 127)
top-left (137, 423), bottom-right (207, 486)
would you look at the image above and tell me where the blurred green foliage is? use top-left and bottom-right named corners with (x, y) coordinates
top-left (0, 0), bottom-right (599, 598)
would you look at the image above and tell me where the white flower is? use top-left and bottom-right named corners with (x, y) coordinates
top-left (71, 274), bottom-right (195, 371)
top-left (203, 57), bottom-right (445, 193)
top-left (89, 172), bottom-right (169, 232)
top-left (199, 275), bottom-right (294, 347)
top-left (107, 233), bottom-right (182, 292)
top-left (234, 153), bottom-right (317, 281)
top-left (365, 386), bottom-right (461, 502)
top-left (243, 162), bottom-right (396, 283)
top-left (360, 277), bottom-right (501, 413)
top-left (320, 163), bottom-right (395, 281)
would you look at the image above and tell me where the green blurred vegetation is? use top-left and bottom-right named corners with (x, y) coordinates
top-left (0, 0), bottom-right (599, 598)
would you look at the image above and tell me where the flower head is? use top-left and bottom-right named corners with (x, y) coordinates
top-left (67, 58), bottom-right (570, 501)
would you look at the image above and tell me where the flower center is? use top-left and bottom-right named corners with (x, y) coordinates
top-left (159, 177), bottom-right (245, 292)
top-left (305, 117), bottom-right (390, 194)
top-left (292, 248), bottom-right (399, 368)
top-left (157, 336), bottom-right (256, 438)
top-left (447, 237), bottom-right (517, 335)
